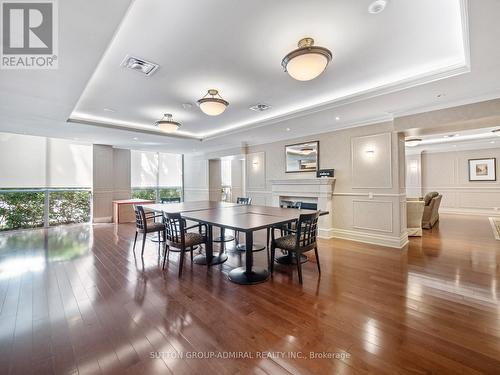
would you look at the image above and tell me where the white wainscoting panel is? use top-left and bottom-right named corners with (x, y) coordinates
top-left (352, 200), bottom-right (393, 233)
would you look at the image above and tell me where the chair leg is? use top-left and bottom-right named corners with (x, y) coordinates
top-left (314, 246), bottom-right (321, 274)
top-left (141, 233), bottom-right (147, 257)
top-left (190, 246), bottom-right (194, 263)
top-left (133, 232), bottom-right (138, 252)
top-left (157, 231), bottom-right (161, 253)
top-left (162, 244), bottom-right (168, 270)
top-left (178, 247), bottom-right (185, 277)
top-left (270, 243), bottom-right (276, 274)
top-left (296, 250), bottom-right (303, 284)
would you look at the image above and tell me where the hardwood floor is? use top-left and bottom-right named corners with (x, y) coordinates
top-left (0, 214), bottom-right (499, 374)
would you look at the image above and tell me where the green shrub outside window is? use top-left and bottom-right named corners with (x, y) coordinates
top-left (0, 191), bottom-right (45, 230)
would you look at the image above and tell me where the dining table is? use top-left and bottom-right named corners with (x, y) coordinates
top-left (142, 201), bottom-right (328, 285)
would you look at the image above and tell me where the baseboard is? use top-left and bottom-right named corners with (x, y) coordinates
top-left (440, 208), bottom-right (500, 217)
top-left (93, 216), bottom-right (112, 223)
top-left (329, 228), bottom-right (408, 249)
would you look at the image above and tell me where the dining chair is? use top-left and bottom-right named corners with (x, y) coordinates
top-left (133, 205), bottom-right (166, 256)
top-left (161, 197), bottom-right (181, 204)
top-left (270, 211), bottom-right (321, 284)
top-left (162, 212), bottom-right (208, 276)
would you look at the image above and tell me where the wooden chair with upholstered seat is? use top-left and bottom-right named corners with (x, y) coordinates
top-left (133, 205), bottom-right (166, 256)
top-left (270, 211), bottom-right (320, 284)
top-left (162, 212), bottom-right (208, 276)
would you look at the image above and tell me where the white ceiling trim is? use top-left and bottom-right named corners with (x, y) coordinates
top-left (68, 0), bottom-right (470, 141)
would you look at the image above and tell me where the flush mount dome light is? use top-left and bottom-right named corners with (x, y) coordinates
top-left (155, 113), bottom-right (181, 133)
top-left (405, 138), bottom-right (422, 147)
top-left (282, 37), bottom-right (332, 81)
top-left (197, 89), bottom-right (229, 116)
top-left (368, 0), bottom-right (388, 14)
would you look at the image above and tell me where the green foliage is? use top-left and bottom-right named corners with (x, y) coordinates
top-left (0, 191), bottom-right (44, 230)
top-left (49, 191), bottom-right (91, 226)
top-left (159, 187), bottom-right (181, 199)
top-left (132, 189), bottom-right (156, 200)
top-left (132, 187), bottom-right (182, 201)
top-left (0, 190), bottom-right (91, 231)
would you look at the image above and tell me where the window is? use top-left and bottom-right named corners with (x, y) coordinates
top-left (0, 133), bottom-right (92, 231)
top-left (220, 158), bottom-right (232, 202)
top-left (131, 151), bottom-right (182, 201)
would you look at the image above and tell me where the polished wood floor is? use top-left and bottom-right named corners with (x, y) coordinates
top-left (0, 214), bottom-right (499, 374)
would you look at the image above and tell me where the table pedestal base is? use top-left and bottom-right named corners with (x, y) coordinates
top-left (193, 253), bottom-right (228, 266)
top-left (228, 267), bottom-right (269, 285)
top-left (235, 243), bottom-right (266, 252)
top-left (213, 235), bottom-right (235, 243)
top-left (275, 253), bottom-right (308, 265)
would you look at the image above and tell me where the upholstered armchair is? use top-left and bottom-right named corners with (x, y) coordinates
top-left (407, 200), bottom-right (425, 236)
top-left (422, 193), bottom-right (442, 229)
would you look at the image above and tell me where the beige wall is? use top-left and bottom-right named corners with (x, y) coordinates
top-left (183, 154), bottom-right (209, 201)
top-left (406, 153), bottom-right (422, 198)
top-left (92, 145), bottom-right (131, 222)
top-left (421, 148), bottom-right (500, 215)
top-left (245, 122), bottom-right (408, 248)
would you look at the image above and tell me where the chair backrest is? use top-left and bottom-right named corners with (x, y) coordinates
top-left (236, 197), bottom-right (252, 205)
top-left (295, 211), bottom-right (320, 250)
top-left (163, 212), bottom-right (185, 245)
top-left (281, 200), bottom-right (302, 209)
top-left (133, 205), bottom-right (148, 231)
top-left (161, 197), bottom-right (181, 204)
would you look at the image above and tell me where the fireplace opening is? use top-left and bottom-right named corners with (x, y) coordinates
top-left (280, 199), bottom-right (318, 210)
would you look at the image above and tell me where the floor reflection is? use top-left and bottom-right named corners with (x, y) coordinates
top-left (0, 224), bottom-right (92, 279)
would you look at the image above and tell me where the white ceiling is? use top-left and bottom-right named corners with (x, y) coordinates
top-left (1, 0), bottom-right (500, 154)
top-left (405, 127), bottom-right (500, 154)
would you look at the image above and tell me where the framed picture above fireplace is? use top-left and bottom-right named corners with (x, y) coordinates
top-left (285, 141), bottom-right (319, 173)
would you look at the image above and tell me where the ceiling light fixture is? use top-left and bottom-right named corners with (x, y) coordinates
top-left (368, 0), bottom-right (388, 14)
top-left (197, 89), bottom-right (229, 116)
top-left (155, 113), bottom-right (181, 133)
top-left (405, 138), bottom-right (422, 147)
top-left (335, 116), bottom-right (340, 121)
top-left (282, 37), bottom-right (332, 81)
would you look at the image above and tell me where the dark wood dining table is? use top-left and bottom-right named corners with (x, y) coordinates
top-left (143, 201), bottom-right (240, 265)
top-left (143, 201), bottom-right (328, 285)
top-left (182, 205), bottom-right (319, 284)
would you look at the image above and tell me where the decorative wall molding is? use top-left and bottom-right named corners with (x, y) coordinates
top-left (440, 207), bottom-right (500, 217)
top-left (352, 200), bottom-right (394, 233)
top-left (351, 132), bottom-right (393, 189)
top-left (333, 192), bottom-right (406, 197)
top-left (330, 228), bottom-right (408, 249)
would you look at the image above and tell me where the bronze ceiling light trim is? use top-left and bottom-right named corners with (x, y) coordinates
top-left (197, 89), bottom-right (229, 116)
top-left (282, 37), bottom-right (333, 81)
top-left (155, 113), bottom-right (181, 133)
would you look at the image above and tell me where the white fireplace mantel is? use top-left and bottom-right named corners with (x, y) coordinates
top-left (270, 178), bottom-right (335, 238)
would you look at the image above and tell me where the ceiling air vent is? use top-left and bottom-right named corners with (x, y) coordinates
top-left (121, 55), bottom-right (159, 76)
top-left (249, 103), bottom-right (272, 112)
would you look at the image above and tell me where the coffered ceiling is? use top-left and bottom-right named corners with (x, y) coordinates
top-left (1, 0), bottom-right (500, 154)
top-left (69, 0), bottom-right (467, 139)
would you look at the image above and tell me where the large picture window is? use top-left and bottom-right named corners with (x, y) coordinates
top-left (131, 151), bottom-right (183, 201)
top-left (0, 133), bottom-right (92, 231)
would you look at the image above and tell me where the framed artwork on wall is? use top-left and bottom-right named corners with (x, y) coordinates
top-left (468, 158), bottom-right (496, 181)
top-left (285, 141), bottom-right (319, 173)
